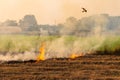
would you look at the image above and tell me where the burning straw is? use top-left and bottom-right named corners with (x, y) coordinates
top-left (36, 42), bottom-right (46, 62)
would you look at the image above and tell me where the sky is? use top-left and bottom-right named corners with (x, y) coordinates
top-left (0, 0), bottom-right (120, 24)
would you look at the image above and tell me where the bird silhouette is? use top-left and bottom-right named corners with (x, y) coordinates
top-left (82, 8), bottom-right (87, 13)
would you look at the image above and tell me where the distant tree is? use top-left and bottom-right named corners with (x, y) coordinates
top-left (2, 19), bottom-right (18, 26)
top-left (60, 17), bottom-right (77, 35)
top-left (19, 15), bottom-right (38, 31)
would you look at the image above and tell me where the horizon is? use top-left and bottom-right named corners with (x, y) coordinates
top-left (0, 0), bottom-right (119, 24)
top-left (0, 13), bottom-right (119, 26)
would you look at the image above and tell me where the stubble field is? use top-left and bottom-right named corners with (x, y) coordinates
top-left (1, 55), bottom-right (120, 80)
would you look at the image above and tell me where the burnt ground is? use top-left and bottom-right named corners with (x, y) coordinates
top-left (1, 55), bottom-right (120, 80)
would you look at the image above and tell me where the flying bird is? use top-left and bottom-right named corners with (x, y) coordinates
top-left (82, 8), bottom-right (87, 13)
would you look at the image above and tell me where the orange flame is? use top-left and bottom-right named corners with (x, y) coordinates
top-left (70, 53), bottom-right (84, 59)
top-left (36, 42), bottom-right (45, 62)
top-left (70, 53), bottom-right (78, 59)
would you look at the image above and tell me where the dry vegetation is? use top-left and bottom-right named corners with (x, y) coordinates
top-left (0, 35), bottom-right (120, 79)
top-left (0, 35), bottom-right (120, 55)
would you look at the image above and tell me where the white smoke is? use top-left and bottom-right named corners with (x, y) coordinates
top-left (0, 51), bottom-right (37, 61)
top-left (0, 14), bottom-right (120, 61)
top-left (45, 37), bottom-right (70, 59)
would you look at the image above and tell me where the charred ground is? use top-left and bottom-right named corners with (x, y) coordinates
top-left (1, 54), bottom-right (120, 80)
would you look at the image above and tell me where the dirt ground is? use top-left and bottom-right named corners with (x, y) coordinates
top-left (1, 55), bottom-right (120, 80)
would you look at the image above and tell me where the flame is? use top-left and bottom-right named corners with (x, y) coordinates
top-left (70, 53), bottom-right (84, 59)
top-left (70, 53), bottom-right (78, 59)
top-left (36, 42), bottom-right (45, 62)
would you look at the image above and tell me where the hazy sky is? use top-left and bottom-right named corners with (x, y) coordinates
top-left (0, 0), bottom-right (120, 24)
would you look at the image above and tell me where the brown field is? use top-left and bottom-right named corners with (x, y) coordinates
top-left (1, 55), bottom-right (120, 80)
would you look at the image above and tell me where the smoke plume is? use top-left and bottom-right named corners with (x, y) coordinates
top-left (1, 14), bottom-right (120, 61)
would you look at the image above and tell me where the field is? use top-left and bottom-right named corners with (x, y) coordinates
top-left (1, 35), bottom-right (120, 80)
top-left (0, 35), bottom-right (120, 55)
top-left (1, 54), bottom-right (120, 80)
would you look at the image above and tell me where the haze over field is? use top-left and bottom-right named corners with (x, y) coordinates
top-left (0, 0), bottom-right (119, 24)
top-left (0, 0), bottom-right (120, 61)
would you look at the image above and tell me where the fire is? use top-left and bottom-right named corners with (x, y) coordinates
top-left (36, 42), bottom-right (45, 62)
top-left (70, 53), bottom-right (84, 59)
top-left (70, 53), bottom-right (78, 59)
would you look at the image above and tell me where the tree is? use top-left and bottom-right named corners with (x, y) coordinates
top-left (60, 17), bottom-right (77, 35)
top-left (2, 20), bottom-right (18, 26)
top-left (19, 15), bottom-right (38, 31)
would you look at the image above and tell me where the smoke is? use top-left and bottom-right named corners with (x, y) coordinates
top-left (0, 51), bottom-right (37, 61)
top-left (44, 14), bottom-right (120, 59)
top-left (0, 35), bottom-right (106, 61)
top-left (45, 36), bottom-right (71, 59)
top-left (1, 14), bottom-right (120, 61)
top-left (60, 17), bottom-right (77, 35)
top-left (45, 35), bottom-right (106, 59)
top-left (60, 14), bottom-right (120, 36)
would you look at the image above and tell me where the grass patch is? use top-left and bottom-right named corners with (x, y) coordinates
top-left (0, 35), bottom-right (120, 55)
